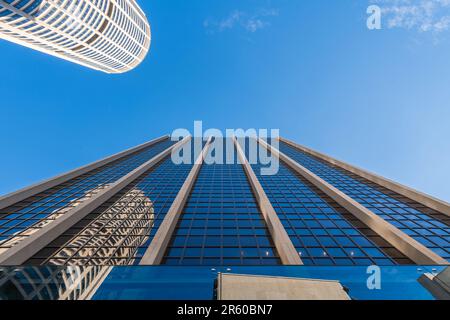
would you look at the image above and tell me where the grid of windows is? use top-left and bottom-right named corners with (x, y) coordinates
top-left (27, 153), bottom-right (195, 266)
top-left (0, 0), bottom-right (150, 73)
top-left (0, 1), bottom-right (42, 17)
top-left (0, 266), bottom-right (110, 300)
top-left (278, 141), bottom-right (450, 261)
top-left (2, 135), bottom-right (449, 267)
top-left (163, 140), bottom-right (281, 266)
top-left (245, 140), bottom-right (410, 266)
top-left (0, 138), bottom-right (175, 255)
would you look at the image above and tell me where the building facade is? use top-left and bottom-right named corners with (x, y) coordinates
top-left (0, 266), bottom-right (112, 300)
top-left (0, 134), bottom-right (449, 267)
top-left (0, 0), bottom-right (150, 73)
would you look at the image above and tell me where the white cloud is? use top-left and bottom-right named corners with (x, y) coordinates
top-left (371, 0), bottom-right (450, 32)
top-left (204, 8), bottom-right (279, 34)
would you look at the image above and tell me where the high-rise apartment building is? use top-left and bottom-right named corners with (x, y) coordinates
top-left (0, 134), bottom-right (449, 267)
top-left (0, 0), bottom-right (150, 73)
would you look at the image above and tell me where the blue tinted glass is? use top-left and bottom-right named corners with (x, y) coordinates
top-left (0, 138), bottom-right (176, 253)
top-left (163, 138), bottom-right (281, 266)
top-left (276, 141), bottom-right (450, 261)
top-left (245, 139), bottom-right (406, 266)
top-left (28, 140), bottom-right (200, 265)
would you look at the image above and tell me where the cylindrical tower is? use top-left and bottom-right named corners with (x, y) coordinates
top-left (0, 0), bottom-right (151, 73)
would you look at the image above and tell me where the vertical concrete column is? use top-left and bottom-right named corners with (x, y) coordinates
top-left (140, 138), bottom-right (213, 265)
top-left (0, 136), bottom-right (190, 266)
top-left (0, 135), bottom-right (169, 210)
top-left (233, 137), bottom-right (302, 265)
top-left (259, 138), bottom-right (448, 265)
top-left (280, 137), bottom-right (450, 217)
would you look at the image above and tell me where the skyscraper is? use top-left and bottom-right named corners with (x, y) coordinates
top-left (0, 134), bottom-right (449, 267)
top-left (0, 0), bottom-right (150, 73)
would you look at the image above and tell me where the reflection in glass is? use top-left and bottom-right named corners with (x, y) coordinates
top-left (47, 189), bottom-right (154, 265)
top-left (0, 139), bottom-right (174, 254)
top-left (0, 266), bottom-right (111, 300)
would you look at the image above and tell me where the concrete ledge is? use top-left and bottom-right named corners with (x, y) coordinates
top-left (0, 137), bottom-right (190, 266)
top-left (259, 138), bottom-right (448, 266)
top-left (217, 273), bottom-right (350, 300)
top-left (0, 135), bottom-right (169, 211)
top-left (234, 137), bottom-right (302, 265)
top-left (280, 137), bottom-right (450, 217)
top-left (140, 138), bottom-right (212, 265)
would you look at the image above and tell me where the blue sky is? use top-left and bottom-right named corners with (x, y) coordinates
top-left (1, 0), bottom-right (450, 201)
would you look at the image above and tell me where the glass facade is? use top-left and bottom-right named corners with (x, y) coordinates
top-left (244, 140), bottom-right (411, 266)
top-left (91, 265), bottom-right (446, 300)
top-left (27, 141), bottom-right (198, 266)
top-left (0, 265), bottom-right (111, 300)
top-left (163, 139), bottom-right (281, 266)
top-left (277, 141), bottom-right (450, 261)
top-left (0, 0), bottom-right (150, 73)
top-left (0, 1), bottom-right (42, 17)
top-left (0, 135), bottom-right (448, 269)
top-left (1, 265), bottom-right (445, 300)
top-left (0, 138), bottom-right (175, 255)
